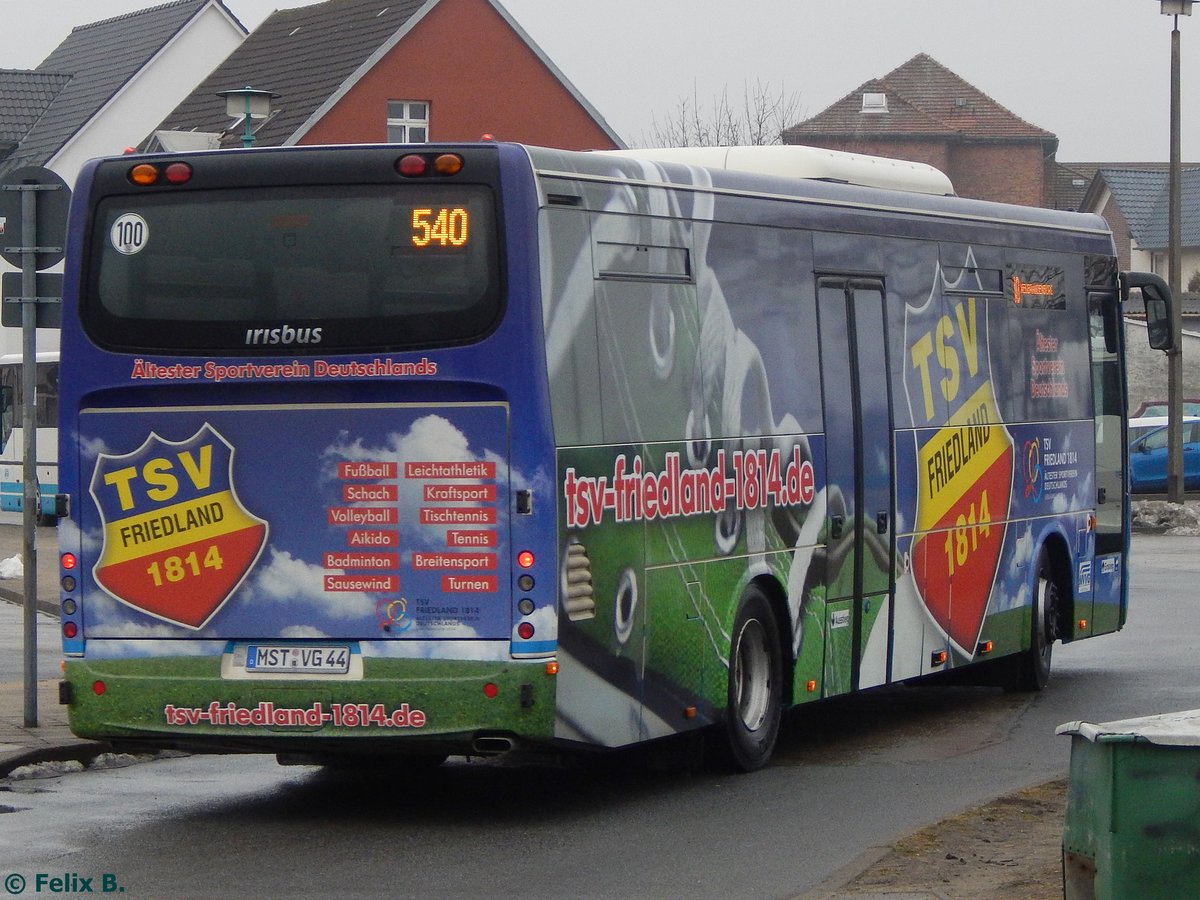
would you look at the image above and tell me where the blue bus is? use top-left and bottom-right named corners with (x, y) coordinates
top-left (56, 143), bottom-right (1171, 771)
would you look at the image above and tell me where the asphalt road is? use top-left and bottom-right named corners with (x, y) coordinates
top-left (1, 533), bottom-right (1195, 899)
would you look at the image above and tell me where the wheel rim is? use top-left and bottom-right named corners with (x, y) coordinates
top-left (1035, 571), bottom-right (1057, 661)
top-left (733, 618), bottom-right (772, 731)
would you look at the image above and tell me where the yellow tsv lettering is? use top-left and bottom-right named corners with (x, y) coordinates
top-left (909, 298), bottom-right (980, 422)
top-left (103, 444), bottom-right (215, 511)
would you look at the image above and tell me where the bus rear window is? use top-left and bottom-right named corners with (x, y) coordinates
top-left (85, 184), bottom-right (501, 354)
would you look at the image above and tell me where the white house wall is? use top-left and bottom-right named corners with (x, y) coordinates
top-left (49, 6), bottom-right (244, 186)
top-left (0, 5), bottom-right (244, 358)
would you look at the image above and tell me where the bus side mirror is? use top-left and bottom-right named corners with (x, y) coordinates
top-left (1122, 271), bottom-right (1174, 351)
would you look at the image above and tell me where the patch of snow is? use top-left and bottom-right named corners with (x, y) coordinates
top-left (0, 555), bottom-right (23, 579)
top-left (6, 759), bottom-right (84, 780)
top-left (1132, 500), bottom-right (1200, 535)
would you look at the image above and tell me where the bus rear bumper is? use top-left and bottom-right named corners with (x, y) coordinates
top-left (61, 655), bottom-right (556, 757)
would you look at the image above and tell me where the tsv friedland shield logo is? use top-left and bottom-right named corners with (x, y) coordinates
top-left (89, 424), bottom-right (268, 629)
top-left (903, 255), bottom-right (1014, 658)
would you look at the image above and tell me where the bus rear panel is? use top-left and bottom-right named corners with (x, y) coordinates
top-left (59, 144), bottom-right (559, 757)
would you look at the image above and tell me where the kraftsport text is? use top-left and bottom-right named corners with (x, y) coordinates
top-left (563, 446), bottom-right (816, 529)
top-left (3, 872), bottom-right (125, 894)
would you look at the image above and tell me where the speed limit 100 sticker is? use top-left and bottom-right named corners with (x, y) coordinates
top-left (110, 212), bottom-right (148, 255)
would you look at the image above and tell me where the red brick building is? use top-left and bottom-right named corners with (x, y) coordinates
top-left (152, 0), bottom-right (622, 151)
top-left (782, 54), bottom-right (1057, 206)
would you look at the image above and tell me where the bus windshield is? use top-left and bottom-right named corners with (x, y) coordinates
top-left (86, 184), bottom-right (501, 354)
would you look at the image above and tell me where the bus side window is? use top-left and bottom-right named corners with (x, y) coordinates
top-left (0, 385), bottom-right (13, 452)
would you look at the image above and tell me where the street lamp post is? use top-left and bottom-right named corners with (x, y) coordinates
top-left (1162, 1), bottom-right (1190, 502)
top-left (215, 86), bottom-right (279, 148)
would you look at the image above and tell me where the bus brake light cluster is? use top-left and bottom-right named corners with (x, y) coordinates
top-left (128, 162), bottom-right (193, 186)
top-left (396, 153), bottom-right (464, 177)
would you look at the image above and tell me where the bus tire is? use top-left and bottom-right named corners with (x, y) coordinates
top-left (1009, 548), bottom-right (1060, 692)
top-left (714, 585), bottom-right (783, 772)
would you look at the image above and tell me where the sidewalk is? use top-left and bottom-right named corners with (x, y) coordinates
top-left (0, 520), bottom-right (110, 777)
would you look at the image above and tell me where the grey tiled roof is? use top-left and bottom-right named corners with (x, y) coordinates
top-left (785, 53), bottom-right (1056, 145)
top-left (1100, 167), bottom-right (1200, 249)
top-left (0, 0), bottom-right (226, 175)
top-left (0, 70), bottom-right (72, 145)
top-left (156, 0), bottom-right (428, 147)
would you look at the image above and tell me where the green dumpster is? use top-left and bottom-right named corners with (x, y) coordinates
top-left (1058, 712), bottom-right (1200, 899)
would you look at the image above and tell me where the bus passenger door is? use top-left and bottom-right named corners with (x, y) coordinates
top-left (817, 278), bottom-right (895, 693)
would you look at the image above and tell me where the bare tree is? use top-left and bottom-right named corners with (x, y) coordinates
top-left (641, 80), bottom-right (803, 148)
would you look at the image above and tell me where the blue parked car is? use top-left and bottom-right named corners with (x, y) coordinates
top-left (1129, 419), bottom-right (1200, 493)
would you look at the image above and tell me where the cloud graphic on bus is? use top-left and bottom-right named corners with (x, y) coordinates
top-left (248, 547), bottom-right (375, 620)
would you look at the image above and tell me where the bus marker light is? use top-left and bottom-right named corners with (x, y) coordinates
top-left (1078, 619), bottom-right (1088, 630)
top-left (931, 650), bottom-right (948, 667)
top-left (164, 162), bottom-right (193, 184)
top-left (483, 682), bottom-right (499, 699)
top-left (61, 552), bottom-right (77, 570)
top-left (129, 163), bottom-right (158, 185)
top-left (976, 641), bottom-right (993, 655)
top-left (92, 681), bottom-right (106, 696)
top-left (684, 706), bottom-right (697, 719)
top-left (396, 154), bottom-right (428, 177)
top-left (806, 680), bottom-right (817, 693)
top-left (545, 661), bottom-right (559, 676)
top-left (63, 622), bottom-right (77, 639)
top-left (517, 622), bottom-right (535, 640)
top-left (1087, 514), bottom-right (1097, 531)
top-left (434, 153), bottom-right (464, 175)
top-left (517, 550), bottom-right (535, 568)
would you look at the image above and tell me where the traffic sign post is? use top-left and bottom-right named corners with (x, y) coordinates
top-left (1, 166), bottom-right (69, 728)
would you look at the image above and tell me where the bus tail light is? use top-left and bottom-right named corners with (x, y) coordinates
top-left (61, 552), bottom-right (77, 570)
top-left (517, 550), bottom-right (535, 569)
top-left (126, 161), bottom-right (193, 186)
top-left (63, 622), bottom-right (77, 639)
top-left (129, 163), bottom-right (158, 185)
top-left (517, 622), bottom-right (535, 640)
top-left (395, 152), bottom-right (464, 177)
top-left (164, 162), bottom-right (193, 184)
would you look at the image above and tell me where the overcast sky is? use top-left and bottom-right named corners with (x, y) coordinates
top-left (1, 0), bottom-right (1196, 161)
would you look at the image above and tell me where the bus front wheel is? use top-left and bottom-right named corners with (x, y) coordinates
top-left (714, 585), bottom-right (783, 772)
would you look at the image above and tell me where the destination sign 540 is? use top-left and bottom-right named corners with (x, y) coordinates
top-left (563, 446), bottom-right (815, 529)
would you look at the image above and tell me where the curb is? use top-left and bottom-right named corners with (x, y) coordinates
top-left (0, 584), bottom-right (61, 617)
top-left (787, 844), bottom-right (894, 899)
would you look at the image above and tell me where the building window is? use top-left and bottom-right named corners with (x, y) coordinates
top-left (387, 101), bottom-right (429, 143)
top-left (861, 92), bottom-right (888, 114)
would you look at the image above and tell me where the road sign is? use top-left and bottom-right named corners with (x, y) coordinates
top-left (0, 166), bottom-right (71, 270)
top-left (1, 272), bottom-right (62, 327)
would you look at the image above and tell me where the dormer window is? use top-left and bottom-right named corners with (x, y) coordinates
top-left (861, 92), bottom-right (888, 114)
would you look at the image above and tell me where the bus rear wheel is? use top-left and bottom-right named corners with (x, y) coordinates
top-left (713, 586), bottom-right (783, 772)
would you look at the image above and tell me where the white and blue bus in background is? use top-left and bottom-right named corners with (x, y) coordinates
top-left (0, 351), bottom-right (59, 523)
